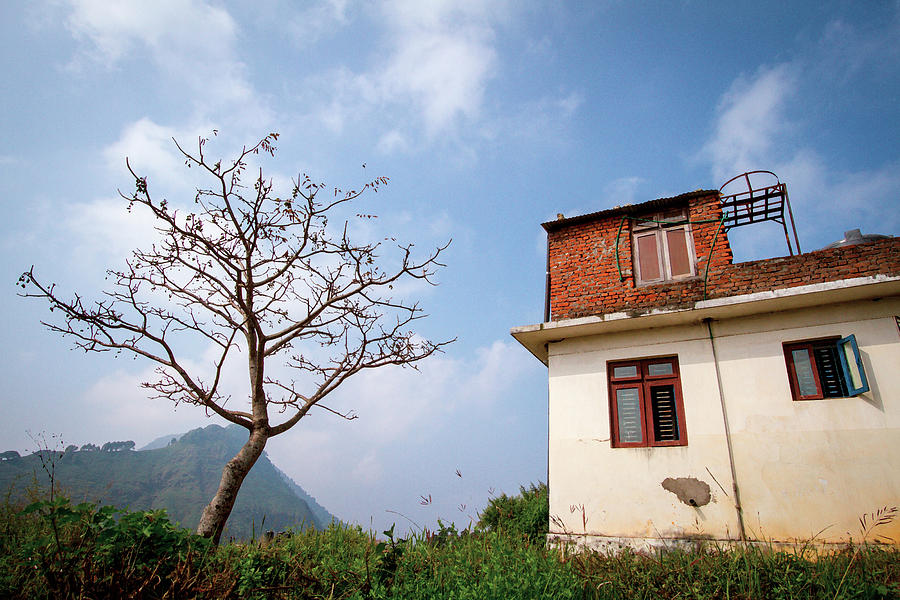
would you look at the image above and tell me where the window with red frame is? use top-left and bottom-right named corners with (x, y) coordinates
top-left (783, 335), bottom-right (869, 401)
top-left (608, 356), bottom-right (687, 448)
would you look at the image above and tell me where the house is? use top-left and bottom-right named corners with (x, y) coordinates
top-left (511, 183), bottom-right (900, 551)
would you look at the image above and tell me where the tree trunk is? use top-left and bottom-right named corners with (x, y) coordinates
top-left (196, 426), bottom-right (268, 544)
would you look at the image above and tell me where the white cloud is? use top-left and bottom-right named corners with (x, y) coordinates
top-left (271, 0), bottom-right (352, 47)
top-left (602, 176), bottom-right (644, 207)
top-left (62, 0), bottom-right (268, 123)
top-left (270, 337), bottom-right (531, 457)
top-left (65, 0), bottom-right (236, 64)
top-left (557, 91), bottom-right (584, 117)
top-left (775, 154), bottom-right (900, 245)
top-left (701, 45), bottom-right (900, 259)
top-left (103, 119), bottom-right (182, 182)
top-left (266, 337), bottom-right (537, 529)
top-left (377, 130), bottom-right (410, 155)
top-left (101, 119), bottom-right (301, 221)
top-left (281, 2), bottom-right (580, 156)
top-left (813, 16), bottom-right (900, 85)
top-left (702, 64), bottom-right (797, 184)
top-left (293, 1), bottom-right (509, 147)
top-left (381, 28), bottom-right (496, 136)
top-left (62, 195), bottom-right (158, 266)
top-left (77, 338), bottom-right (252, 446)
top-left (485, 90), bottom-right (584, 150)
top-left (375, 0), bottom-right (503, 136)
top-left (82, 366), bottom-right (212, 444)
top-left (466, 340), bottom-right (527, 402)
top-left (351, 450), bottom-right (384, 485)
top-left (56, 118), bottom-right (217, 270)
top-left (428, 210), bottom-right (454, 239)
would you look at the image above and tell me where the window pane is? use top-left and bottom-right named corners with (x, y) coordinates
top-left (647, 362), bottom-right (673, 376)
top-left (840, 341), bottom-right (863, 389)
top-left (666, 228), bottom-right (692, 277)
top-left (791, 348), bottom-right (819, 397)
top-left (613, 365), bottom-right (638, 379)
top-left (615, 388), bottom-right (643, 443)
top-left (650, 384), bottom-right (679, 442)
top-left (636, 234), bottom-right (661, 281)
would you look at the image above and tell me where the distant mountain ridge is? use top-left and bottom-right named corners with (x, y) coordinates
top-left (0, 424), bottom-right (336, 538)
top-left (139, 427), bottom-right (336, 530)
top-left (140, 433), bottom-right (183, 450)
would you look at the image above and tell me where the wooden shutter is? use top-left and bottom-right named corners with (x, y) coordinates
top-left (812, 344), bottom-right (847, 398)
top-left (649, 384), bottom-right (679, 442)
top-left (665, 228), bottom-right (693, 278)
top-left (837, 334), bottom-right (870, 396)
top-left (635, 232), bottom-right (662, 283)
top-left (643, 357), bottom-right (685, 446)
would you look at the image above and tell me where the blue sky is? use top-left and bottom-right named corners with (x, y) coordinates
top-left (2, 1), bottom-right (898, 535)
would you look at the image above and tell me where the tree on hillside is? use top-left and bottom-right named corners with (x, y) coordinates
top-left (20, 132), bottom-right (451, 543)
top-left (101, 441), bottom-right (136, 452)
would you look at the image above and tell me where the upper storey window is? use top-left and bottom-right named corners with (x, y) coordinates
top-left (632, 208), bottom-right (696, 285)
top-left (783, 335), bottom-right (869, 400)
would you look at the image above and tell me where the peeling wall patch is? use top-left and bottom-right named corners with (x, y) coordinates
top-left (661, 477), bottom-right (712, 507)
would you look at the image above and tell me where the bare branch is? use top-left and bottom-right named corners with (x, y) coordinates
top-left (21, 132), bottom-right (452, 541)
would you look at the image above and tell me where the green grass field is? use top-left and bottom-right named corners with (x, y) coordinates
top-left (2, 482), bottom-right (897, 599)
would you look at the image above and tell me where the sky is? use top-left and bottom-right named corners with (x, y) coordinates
top-left (2, 1), bottom-right (899, 536)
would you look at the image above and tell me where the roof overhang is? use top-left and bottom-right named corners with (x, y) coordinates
top-left (510, 275), bottom-right (900, 365)
top-left (542, 189), bottom-right (718, 232)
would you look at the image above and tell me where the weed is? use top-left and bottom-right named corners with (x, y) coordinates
top-left (833, 505), bottom-right (898, 600)
top-left (1, 487), bottom-right (897, 599)
top-left (478, 481), bottom-right (549, 542)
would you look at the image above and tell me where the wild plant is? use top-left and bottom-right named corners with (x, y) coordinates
top-left (477, 481), bottom-right (548, 542)
top-left (833, 505), bottom-right (897, 600)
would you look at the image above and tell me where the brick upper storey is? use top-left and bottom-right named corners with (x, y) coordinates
top-left (545, 190), bottom-right (900, 321)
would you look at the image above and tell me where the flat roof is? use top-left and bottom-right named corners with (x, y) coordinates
top-left (511, 275), bottom-right (900, 365)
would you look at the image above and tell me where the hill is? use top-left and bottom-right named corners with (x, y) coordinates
top-left (0, 424), bottom-right (335, 538)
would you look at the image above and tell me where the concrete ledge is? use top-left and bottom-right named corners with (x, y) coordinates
top-left (512, 275), bottom-right (900, 364)
top-left (546, 532), bottom-right (891, 555)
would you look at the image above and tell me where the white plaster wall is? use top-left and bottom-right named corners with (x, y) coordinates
top-left (711, 297), bottom-right (900, 543)
top-left (547, 296), bottom-right (900, 545)
top-left (548, 323), bottom-right (742, 541)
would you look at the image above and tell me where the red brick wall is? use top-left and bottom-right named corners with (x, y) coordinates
top-left (548, 192), bottom-right (900, 320)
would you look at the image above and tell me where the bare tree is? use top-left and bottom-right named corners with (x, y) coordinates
top-left (20, 132), bottom-right (451, 543)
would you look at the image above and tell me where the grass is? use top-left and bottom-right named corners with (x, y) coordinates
top-left (0, 491), bottom-right (897, 600)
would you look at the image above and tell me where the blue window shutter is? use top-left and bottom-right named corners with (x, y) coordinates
top-left (837, 334), bottom-right (870, 396)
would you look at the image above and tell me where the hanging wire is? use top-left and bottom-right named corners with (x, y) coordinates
top-left (614, 213), bottom-right (726, 283)
top-left (614, 216), bottom-right (627, 282)
top-left (703, 213), bottom-right (729, 300)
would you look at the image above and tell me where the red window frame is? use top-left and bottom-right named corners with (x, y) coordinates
top-left (608, 356), bottom-right (688, 448)
top-left (783, 335), bottom-right (870, 401)
top-left (783, 341), bottom-right (828, 400)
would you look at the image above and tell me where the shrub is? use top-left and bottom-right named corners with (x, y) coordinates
top-left (477, 481), bottom-right (548, 542)
top-left (1, 496), bottom-right (210, 599)
top-left (2, 487), bottom-right (898, 599)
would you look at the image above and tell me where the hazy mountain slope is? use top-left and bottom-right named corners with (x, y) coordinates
top-left (139, 434), bottom-right (183, 451)
top-left (273, 465), bottom-right (336, 528)
top-left (0, 424), bottom-right (335, 538)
